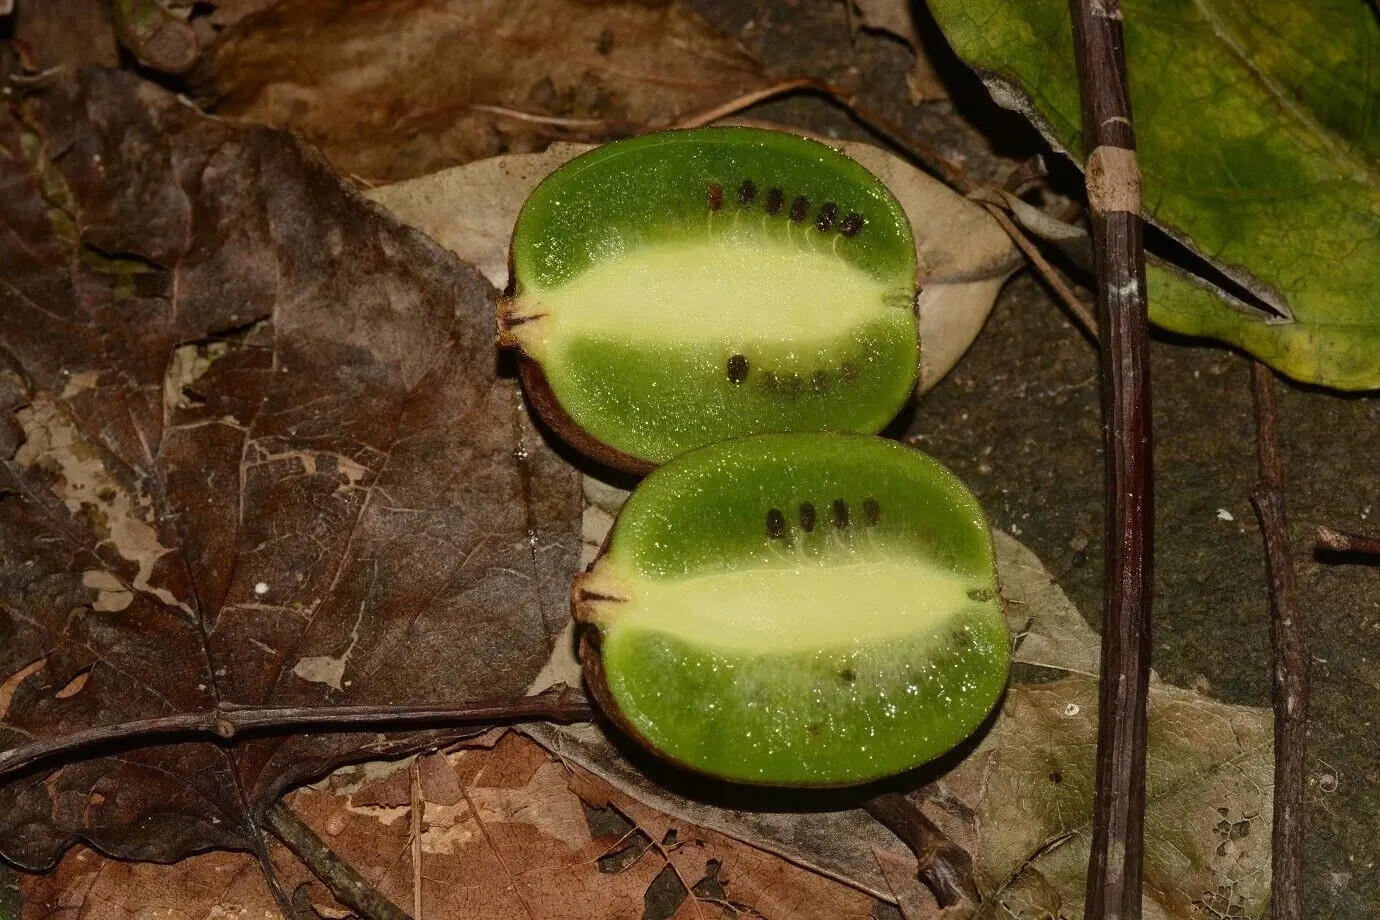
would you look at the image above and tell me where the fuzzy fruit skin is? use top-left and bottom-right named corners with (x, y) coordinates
top-left (574, 433), bottom-right (1010, 787)
top-left (504, 126), bottom-right (920, 472)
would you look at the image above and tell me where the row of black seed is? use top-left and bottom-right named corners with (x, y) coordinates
top-left (725, 354), bottom-right (860, 388)
top-left (766, 498), bottom-right (880, 538)
top-left (707, 180), bottom-right (864, 236)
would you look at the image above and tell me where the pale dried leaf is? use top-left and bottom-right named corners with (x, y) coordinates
top-left (939, 678), bottom-right (1272, 920)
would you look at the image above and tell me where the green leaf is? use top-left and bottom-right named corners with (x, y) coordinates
top-left (928, 0), bottom-right (1380, 390)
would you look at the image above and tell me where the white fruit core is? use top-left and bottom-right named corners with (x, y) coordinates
top-left (509, 237), bottom-right (900, 358)
top-left (585, 554), bottom-right (976, 654)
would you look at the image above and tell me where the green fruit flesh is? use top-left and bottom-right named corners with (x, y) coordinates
top-left (508, 127), bottom-right (919, 466)
top-left (579, 434), bottom-right (1009, 786)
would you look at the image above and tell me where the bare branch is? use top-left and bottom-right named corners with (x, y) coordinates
top-left (0, 686), bottom-right (592, 780)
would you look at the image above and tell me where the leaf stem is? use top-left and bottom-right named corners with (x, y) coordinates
top-left (862, 792), bottom-right (980, 908)
top-left (266, 801), bottom-right (413, 920)
top-left (0, 686), bottom-right (592, 781)
top-left (1067, 2), bottom-right (1155, 919)
top-left (1249, 361), bottom-right (1307, 920)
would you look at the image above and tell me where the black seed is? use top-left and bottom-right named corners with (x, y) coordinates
top-left (765, 187), bottom-right (784, 214)
top-left (806, 722), bottom-right (821, 736)
top-left (811, 370), bottom-right (829, 392)
top-left (966, 587), bottom-right (995, 603)
top-left (1049, 770), bottom-right (1063, 784)
top-left (738, 179), bottom-right (757, 205)
top-left (863, 498), bottom-right (880, 526)
top-left (766, 508), bottom-right (786, 539)
top-left (726, 354), bottom-right (749, 383)
top-left (596, 28), bottom-right (614, 55)
top-left (839, 667), bottom-right (856, 683)
top-left (789, 195), bottom-right (809, 221)
top-left (761, 371), bottom-right (779, 391)
top-left (707, 182), bottom-right (723, 211)
top-left (840, 212), bottom-right (864, 236)
top-left (799, 502), bottom-right (816, 532)
top-left (831, 499), bottom-right (849, 528)
top-left (783, 373), bottom-right (804, 394)
top-left (815, 202), bottom-right (837, 232)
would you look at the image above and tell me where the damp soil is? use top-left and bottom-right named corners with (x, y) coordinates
top-left (692, 1), bottom-right (1379, 916)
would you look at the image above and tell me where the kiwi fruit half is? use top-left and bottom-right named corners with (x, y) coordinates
top-left (502, 127), bottom-right (919, 472)
top-left (575, 433), bottom-right (1009, 786)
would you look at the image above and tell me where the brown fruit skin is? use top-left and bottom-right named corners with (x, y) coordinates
top-left (499, 294), bottom-right (657, 475)
top-left (517, 358), bottom-right (657, 476)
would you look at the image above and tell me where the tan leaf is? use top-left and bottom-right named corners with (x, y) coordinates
top-left (201, 0), bottom-right (767, 183)
top-left (20, 734), bottom-right (880, 919)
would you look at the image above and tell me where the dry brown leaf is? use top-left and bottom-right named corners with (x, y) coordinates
top-left (19, 733), bottom-right (881, 920)
top-left (367, 134), bottom-right (1019, 394)
top-left (0, 68), bottom-right (580, 869)
top-left (199, 0), bottom-right (768, 182)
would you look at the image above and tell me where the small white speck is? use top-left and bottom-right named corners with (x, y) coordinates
top-left (1064, 702), bottom-right (1081, 717)
top-left (254, 582), bottom-right (269, 595)
top-left (1009, 523), bottom-right (1022, 535)
top-left (1217, 509), bottom-right (1234, 522)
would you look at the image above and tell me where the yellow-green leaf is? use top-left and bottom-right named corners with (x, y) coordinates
top-left (928, 0), bottom-right (1380, 390)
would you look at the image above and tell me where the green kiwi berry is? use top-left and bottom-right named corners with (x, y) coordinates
top-left (575, 433), bottom-right (1009, 786)
top-left (501, 127), bottom-right (919, 473)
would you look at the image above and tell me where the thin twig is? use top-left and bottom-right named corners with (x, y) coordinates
top-left (251, 822), bottom-right (306, 920)
top-left (1316, 525), bottom-right (1380, 557)
top-left (1249, 362), bottom-right (1307, 920)
top-left (1067, 2), bottom-right (1155, 919)
top-left (0, 685), bottom-right (592, 780)
top-left (468, 104), bottom-right (619, 129)
top-left (863, 792), bottom-right (980, 908)
top-left (266, 801), bottom-right (414, 920)
top-left (410, 758), bottom-right (424, 920)
top-left (981, 202), bottom-right (1099, 338)
top-left (672, 76), bottom-right (978, 193)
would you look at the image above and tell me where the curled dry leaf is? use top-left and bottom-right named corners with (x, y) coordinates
top-left (525, 477), bottom-right (1271, 919)
top-left (0, 69), bottom-right (581, 869)
top-left (368, 132), bottom-right (1020, 394)
top-left (199, 0), bottom-right (768, 183)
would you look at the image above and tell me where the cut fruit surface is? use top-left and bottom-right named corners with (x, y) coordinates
top-left (576, 433), bottom-right (1009, 786)
top-left (504, 127), bottom-right (919, 470)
